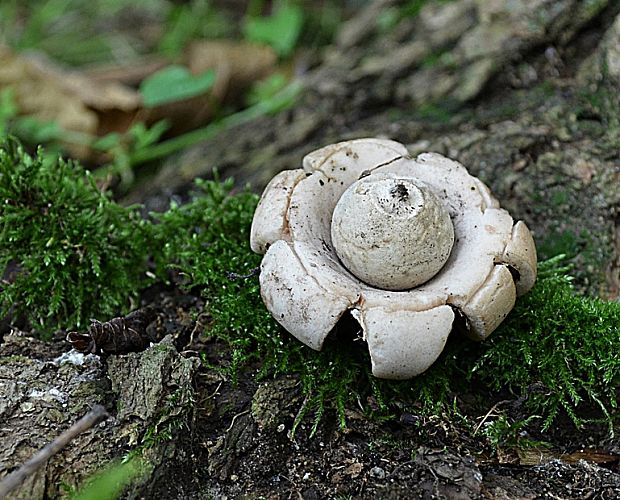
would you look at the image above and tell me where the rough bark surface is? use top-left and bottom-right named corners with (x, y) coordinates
top-left (1, 306), bottom-right (199, 499)
top-left (2, 1), bottom-right (620, 498)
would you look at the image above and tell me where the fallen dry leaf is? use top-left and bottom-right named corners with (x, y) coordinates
top-left (185, 40), bottom-right (277, 100)
top-left (0, 45), bottom-right (140, 159)
top-left (84, 57), bottom-right (169, 87)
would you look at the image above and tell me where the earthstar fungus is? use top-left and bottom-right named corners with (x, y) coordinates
top-left (250, 139), bottom-right (537, 379)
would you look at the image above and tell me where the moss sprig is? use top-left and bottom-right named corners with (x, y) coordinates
top-left (473, 256), bottom-right (620, 430)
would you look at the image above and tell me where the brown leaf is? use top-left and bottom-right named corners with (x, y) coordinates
top-left (185, 40), bottom-right (277, 101)
top-left (0, 45), bottom-right (141, 159)
top-left (516, 447), bottom-right (555, 466)
top-left (343, 462), bottom-right (363, 478)
top-left (84, 57), bottom-right (170, 87)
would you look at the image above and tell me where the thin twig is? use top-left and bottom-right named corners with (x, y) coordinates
top-left (473, 400), bottom-right (511, 435)
top-left (226, 267), bottom-right (260, 281)
top-left (0, 405), bottom-right (109, 499)
top-left (187, 312), bottom-right (210, 347)
top-left (225, 409), bottom-right (250, 433)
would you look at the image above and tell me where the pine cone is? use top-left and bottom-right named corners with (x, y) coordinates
top-left (66, 307), bottom-right (157, 355)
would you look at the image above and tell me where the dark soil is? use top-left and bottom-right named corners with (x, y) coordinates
top-left (146, 348), bottom-right (620, 499)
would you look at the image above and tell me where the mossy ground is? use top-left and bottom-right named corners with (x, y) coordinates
top-left (2, 138), bottom-right (619, 450)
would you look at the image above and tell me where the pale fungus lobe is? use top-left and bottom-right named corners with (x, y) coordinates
top-left (250, 138), bottom-right (537, 379)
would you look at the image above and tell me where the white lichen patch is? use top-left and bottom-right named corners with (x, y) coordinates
top-left (250, 138), bottom-right (537, 379)
top-left (28, 387), bottom-right (69, 404)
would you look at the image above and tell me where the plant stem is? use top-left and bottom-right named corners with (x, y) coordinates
top-left (129, 80), bottom-right (302, 166)
top-left (0, 405), bottom-right (109, 499)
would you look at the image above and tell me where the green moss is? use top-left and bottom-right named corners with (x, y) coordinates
top-left (537, 224), bottom-right (613, 294)
top-left (550, 190), bottom-right (569, 207)
top-left (0, 138), bottom-right (153, 333)
top-left (481, 414), bottom-right (546, 451)
top-left (72, 459), bottom-right (146, 500)
top-left (474, 257), bottom-right (620, 429)
top-left (576, 72), bottom-right (620, 144)
top-left (414, 102), bottom-right (456, 124)
top-left (537, 229), bottom-right (580, 258)
top-left (0, 354), bottom-right (32, 364)
top-left (152, 179), bottom-right (268, 379)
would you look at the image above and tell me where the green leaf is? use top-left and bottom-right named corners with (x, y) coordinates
top-left (139, 65), bottom-right (216, 107)
top-left (13, 116), bottom-right (62, 143)
top-left (71, 459), bottom-right (143, 500)
top-left (245, 73), bottom-right (288, 107)
top-left (243, 4), bottom-right (304, 57)
top-left (92, 132), bottom-right (122, 152)
top-left (0, 88), bottom-right (18, 131)
top-left (129, 120), bottom-right (169, 150)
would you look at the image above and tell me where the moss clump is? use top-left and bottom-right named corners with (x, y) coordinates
top-left (152, 179), bottom-right (302, 379)
top-left (152, 178), bottom-right (271, 377)
top-left (474, 257), bottom-right (620, 429)
top-left (0, 138), bottom-right (152, 333)
top-left (3, 138), bottom-right (619, 436)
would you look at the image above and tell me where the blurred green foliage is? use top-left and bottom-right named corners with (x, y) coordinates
top-left (71, 459), bottom-right (144, 500)
top-left (0, 89), bottom-right (64, 151)
top-left (0, 0), bottom-right (169, 65)
top-left (158, 0), bottom-right (234, 57)
top-left (245, 73), bottom-right (289, 106)
top-left (243, 3), bottom-right (304, 57)
top-left (0, 0), bottom-right (328, 190)
top-left (139, 66), bottom-right (216, 107)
